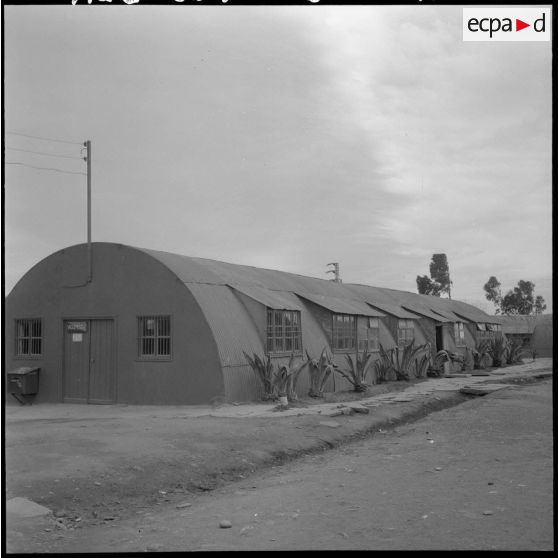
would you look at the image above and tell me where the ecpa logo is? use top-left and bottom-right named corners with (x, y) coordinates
top-left (463, 8), bottom-right (551, 42)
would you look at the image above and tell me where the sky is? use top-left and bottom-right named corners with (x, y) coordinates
top-left (2, 3), bottom-right (553, 314)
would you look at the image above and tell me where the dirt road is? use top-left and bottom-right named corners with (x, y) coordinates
top-left (7, 377), bottom-right (553, 551)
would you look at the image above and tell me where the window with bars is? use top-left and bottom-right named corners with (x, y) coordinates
top-left (137, 316), bottom-right (171, 359)
top-left (454, 322), bottom-right (466, 346)
top-left (332, 314), bottom-right (356, 351)
top-left (266, 309), bottom-right (302, 354)
top-left (362, 317), bottom-right (380, 351)
top-left (15, 319), bottom-right (42, 357)
top-left (397, 319), bottom-right (415, 347)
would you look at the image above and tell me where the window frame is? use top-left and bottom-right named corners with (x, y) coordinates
top-left (14, 318), bottom-right (43, 358)
top-left (365, 317), bottom-right (380, 352)
top-left (397, 319), bottom-right (415, 347)
top-left (137, 315), bottom-right (172, 360)
top-left (266, 309), bottom-right (302, 355)
top-left (332, 313), bottom-right (356, 352)
top-left (454, 321), bottom-right (466, 346)
top-left (478, 323), bottom-right (497, 341)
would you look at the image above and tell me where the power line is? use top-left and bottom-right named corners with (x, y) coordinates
top-left (5, 131), bottom-right (83, 146)
top-left (5, 161), bottom-right (87, 176)
top-left (6, 147), bottom-right (84, 160)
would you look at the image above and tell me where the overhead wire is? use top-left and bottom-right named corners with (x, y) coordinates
top-left (5, 130), bottom-right (84, 146)
top-left (4, 131), bottom-right (87, 175)
top-left (6, 147), bottom-right (84, 160)
top-left (5, 161), bottom-right (87, 176)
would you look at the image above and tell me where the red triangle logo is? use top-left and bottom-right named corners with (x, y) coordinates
top-left (516, 19), bottom-right (530, 32)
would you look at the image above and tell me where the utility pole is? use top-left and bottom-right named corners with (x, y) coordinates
top-left (326, 262), bottom-right (341, 283)
top-left (84, 140), bottom-right (92, 283)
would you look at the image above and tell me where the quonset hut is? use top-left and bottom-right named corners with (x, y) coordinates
top-left (500, 314), bottom-right (553, 357)
top-left (5, 242), bottom-right (502, 405)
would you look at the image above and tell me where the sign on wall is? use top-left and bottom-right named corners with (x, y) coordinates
top-left (67, 321), bottom-right (88, 333)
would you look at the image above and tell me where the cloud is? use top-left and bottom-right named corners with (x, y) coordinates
top-left (3, 5), bottom-right (552, 313)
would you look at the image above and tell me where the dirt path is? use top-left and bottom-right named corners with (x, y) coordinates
top-left (4, 376), bottom-right (466, 530)
top-left (7, 378), bottom-right (553, 552)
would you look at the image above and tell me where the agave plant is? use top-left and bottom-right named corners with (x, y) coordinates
top-left (286, 354), bottom-right (309, 400)
top-left (414, 343), bottom-right (433, 378)
top-left (426, 350), bottom-right (451, 377)
top-left (472, 340), bottom-right (490, 370)
top-left (243, 351), bottom-right (276, 400)
top-left (377, 341), bottom-right (430, 381)
top-left (273, 367), bottom-right (293, 400)
top-left (334, 349), bottom-right (375, 392)
top-left (486, 335), bottom-right (509, 368)
top-left (306, 348), bottom-right (336, 398)
top-left (506, 338), bottom-right (524, 365)
top-left (416, 344), bottom-right (454, 378)
top-left (375, 345), bottom-right (394, 383)
top-left (390, 340), bottom-right (430, 381)
top-left (274, 354), bottom-right (309, 401)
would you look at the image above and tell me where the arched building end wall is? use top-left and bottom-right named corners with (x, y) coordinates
top-left (5, 243), bottom-right (223, 405)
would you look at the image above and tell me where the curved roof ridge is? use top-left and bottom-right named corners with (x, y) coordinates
top-left (119, 243), bottom-right (494, 321)
top-left (135, 244), bottom-right (338, 286)
top-left (133, 245), bottom-right (366, 300)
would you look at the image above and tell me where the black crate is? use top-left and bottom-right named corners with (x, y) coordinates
top-left (8, 367), bottom-right (40, 396)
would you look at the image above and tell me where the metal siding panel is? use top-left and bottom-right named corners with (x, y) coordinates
top-left (531, 323), bottom-right (553, 357)
top-left (222, 364), bottom-right (263, 402)
top-left (186, 284), bottom-right (263, 392)
top-left (294, 365), bottom-right (311, 398)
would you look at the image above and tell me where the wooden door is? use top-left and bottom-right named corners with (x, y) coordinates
top-left (63, 319), bottom-right (116, 404)
top-left (63, 321), bottom-right (90, 403)
top-left (88, 319), bottom-right (116, 404)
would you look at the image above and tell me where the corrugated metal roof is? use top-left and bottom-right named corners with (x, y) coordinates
top-left (135, 244), bottom-right (495, 325)
top-left (342, 284), bottom-right (421, 319)
top-left (186, 283), bottom-right (263, 368)
top-left (401, 303), bottom-right (452, 322)
top-left (295, 292), bottom-right (385, 317)
top-left (429, 308), bottom-right (468, 323)
top-left (503, 323), bottom-right (534, 335)
top-left (409, 294), bottom-right (498, 325)
top-left (499, 315), bottom-right (538, 334)
top-left (364, 301), bottom-right (421, 319)
top-left (447, 300), bottom-right (501, 325)
top-left (227, 284), bottom-right (302, 311)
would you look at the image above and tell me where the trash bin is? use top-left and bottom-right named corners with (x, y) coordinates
top-left (8, 367), bottom-right (40, 404)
